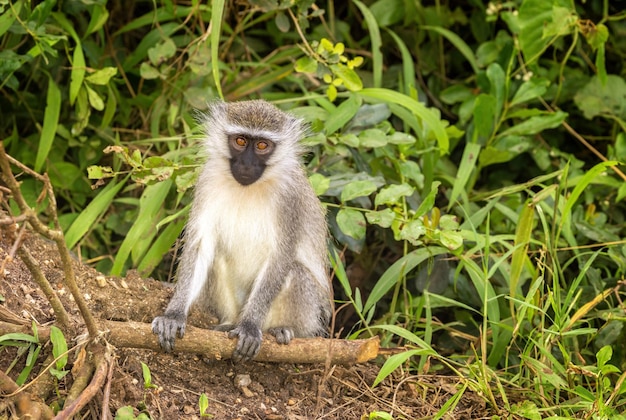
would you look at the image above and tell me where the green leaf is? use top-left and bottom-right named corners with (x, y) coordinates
top-left (359, 88), bottom-right (449, 155)
top-left (559, 161), bottom-right (618, 233)
top-left (363, 247), bottom-right (449, 314)
top-left (0, 0), bottom-right (22, 38)
top-left (85, 67), bottom-right (118, 85)
top-left (137, 217), bottom-right (186, 276)
top-left (0, 332), bottom-right (39, 344)
top-left (365, 208), bottom-right (396, 228)
top-left (472, 94), bottom-right (496, 144)
top-left (399, 219), bottom-right (426, 245)
top-left (199, 393), bottom-right (210, 416)
top-left (499, 111), bottom-right (567, 136)
top-left (336, 209), bottom-right (366, 241)
top-left (274, 11), bottom-right (290, 32)
top-left (211, 0), bottom-right (226, 99)
top-left (35, 77), bottom-right (61, 172)
top-left (574, 75), bottom-right (626, 120)
top-left (596, 345), bottom-right (612, 369)
top-left (309, 173), bottom-right (330, 196)
top-left (85, 84), bottom-right (105, 111)
top-left (414, 181), bottom-right (440, 219)
top-left (341, 180), bottom-right (378, 202)
top-left (375, 183), bottom-right (414, 206)
top-left (422, 25), bottom-right (479, 74)
top-left (449, 143), bottom-right (480, 207)
top-left (369, 0), bottom-right (404, 27)
top-left (85, 4), bottom-right (109, 36)
top-left (510, 199), bottom-right (534, 300)
top-left (112, 179), bottom-right (173, 276)
top-left (325, 94), bottom-right (361, 135)
top-left (359, 128), bottom-right (388, 148)
top-left (141, 362), bottom-right (157, 389)
top-left (439, 231), bottom-right (463, 250)
top-left (52, 12), bottom-right (85, 106)
top-left (50, 326), bottom-right (68, 370)
top-left (140, 62), bottom-right (161, 80)
top-left (517, 0), bottom-right (574, 64)
top-left (330, 64), bottom-right (363, 91)
top-left (510, 78), bottom-right (550, 107)
top-left (294, 56), bottom-right (318, 73)
top-left (372, 349), bottom-right (425, 387)
top-left (486, 63), bottom-right (505, 120)
top-left (352, 0), bottom-right (383, 88)
top-left (65, 177), bottom-right (128, 249)
top-left (148, 38), bottom-right (176, 65)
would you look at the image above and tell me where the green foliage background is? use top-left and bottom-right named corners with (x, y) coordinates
top-left (2, 0), bottom-right (626, 416)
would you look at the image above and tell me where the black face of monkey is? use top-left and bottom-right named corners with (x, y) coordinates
top-left (228, 134), bottom-right (275, 186)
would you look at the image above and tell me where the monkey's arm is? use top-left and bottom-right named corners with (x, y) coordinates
top-left (152, 241), bottom-right (213, 352)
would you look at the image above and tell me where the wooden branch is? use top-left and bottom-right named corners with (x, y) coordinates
top-left (103, 320), bottom-right (380, 364)
top-left (0, 319), bottom-right (379, 365)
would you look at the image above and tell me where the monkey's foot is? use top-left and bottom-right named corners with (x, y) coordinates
top-left (151, 315), bottom-right (187, 352)
top-left (228, 321), bottom-right (262, 362)
top-left (268, 327), bottom-right (294, 344)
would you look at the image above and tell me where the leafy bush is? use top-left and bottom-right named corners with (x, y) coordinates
top-left (2, 0), bottom-right (626, 416)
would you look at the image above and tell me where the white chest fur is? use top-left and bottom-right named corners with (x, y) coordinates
top-left (189, 173), bottom-right (280, 317)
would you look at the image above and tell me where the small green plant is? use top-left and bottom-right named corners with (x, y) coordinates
top-left (49, 325), bottom-right (69, 380)
top-left (198, 393), bottom-right (213, 418)
top-left (114, 406), bottom-right (151, 420)
top-left (0, 323), bottom-right (41, 385)
top-left (140, 362), bottom-right (157, 390)
top-left (363, 411), bottom-right (393, 420)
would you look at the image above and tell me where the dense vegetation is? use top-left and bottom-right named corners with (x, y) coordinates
top-left (2, 0), bottom-right (626, 417)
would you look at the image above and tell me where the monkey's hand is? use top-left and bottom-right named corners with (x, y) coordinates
top-left (228, 321), bottom-right (262, 361)
top-left (151, 314), bottom-right (186, 352)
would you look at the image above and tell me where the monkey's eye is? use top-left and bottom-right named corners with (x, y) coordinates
top-left (255, 140), bottom-right (273, 154)
top-left (235, 137), bottom-right (247, 148)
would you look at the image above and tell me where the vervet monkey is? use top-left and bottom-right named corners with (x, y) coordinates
top-left (152, 100), bottom-right (332, 361)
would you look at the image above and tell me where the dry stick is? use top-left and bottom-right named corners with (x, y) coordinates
top-left (101, 348), bottom-right (116, 420)
top-left (104, 320), bottom-right (380, 365)
top-left (539, 99), bottom-right (626, 182)
top-left (0, 143), bottom-right (98, 338)
top-left (63, 350), bottom-right (96, 408)
top-left (0, 318), bottom-right (380, 364)
top-left (16, 245), bottom-right (71, 330)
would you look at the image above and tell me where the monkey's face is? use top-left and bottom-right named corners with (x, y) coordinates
top-left (228, 134), bottom-right (275, 186)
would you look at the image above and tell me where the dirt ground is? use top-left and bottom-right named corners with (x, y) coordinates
top-left (0, 232), bottom-right (493, 419)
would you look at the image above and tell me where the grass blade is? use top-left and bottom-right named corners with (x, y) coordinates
top-left (422, 25), bottom-right (479, 74)
top-left (35, 77), bottom-right (61, 172)
top-left (509, 199), bottom-right (534, 302)
top-left (65, 177), bottom-right (128, 249)
top-left (211, 0), bottom-right (225, 99)
top-left (359, 88), bottom-right (449, 154)
top-left (352, 0), bottom-right (383, 88)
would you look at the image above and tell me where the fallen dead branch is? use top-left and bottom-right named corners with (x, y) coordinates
top-left (0, 318), bottom-right (380, 365)
top-left (104, 320), bottom-right (380, 364)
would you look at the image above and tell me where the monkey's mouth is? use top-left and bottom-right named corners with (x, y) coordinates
top-left (230, 161), bottom-right (266, 186)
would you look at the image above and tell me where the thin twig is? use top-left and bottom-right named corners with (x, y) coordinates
top-left (16, 245), bottom-right (70, 330)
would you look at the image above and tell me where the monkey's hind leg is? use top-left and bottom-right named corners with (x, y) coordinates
top-left (264, 262), bottom-right (330, 344)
